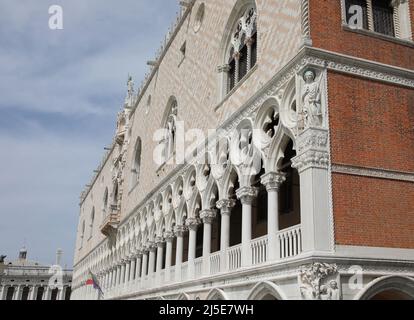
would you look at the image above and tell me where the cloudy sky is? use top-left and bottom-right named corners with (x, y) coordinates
top-left (0, 0), bottom-right (179, 267)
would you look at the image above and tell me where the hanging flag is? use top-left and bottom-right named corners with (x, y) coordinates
top-left (86, 270), bottom-right (104, 297)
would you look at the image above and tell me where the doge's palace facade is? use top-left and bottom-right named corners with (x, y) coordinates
top-left (72, 0), bottom-right (414, 300)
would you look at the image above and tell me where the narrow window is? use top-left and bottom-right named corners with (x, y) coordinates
top-left (373, 0), bottom-right (395, 36)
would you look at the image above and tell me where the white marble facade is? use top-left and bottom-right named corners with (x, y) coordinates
top-left (71, 0), bottom-right (414, 300)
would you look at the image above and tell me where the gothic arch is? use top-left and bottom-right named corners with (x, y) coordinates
top-left (206, 288), bottom-right (229, 301)
top-left (246, 281), bottom-right (287, 300)
top-left (202, 177), bottom-right (219, 210)
top-left (177, 292), bottom-right (190, 300)
top-left (354, 276), bottom-right (414, 300)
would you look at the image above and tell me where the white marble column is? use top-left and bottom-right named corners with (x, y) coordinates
top-left (43, 286), bottom-right (51, 300)
top-left (236, 186), bottom-right (258, 267)
top-left (0, 285), bottom-right (5, 300)
top-left (234, 52), bottom-right (240, 84)
top-left (216, 199), bottom-right (236, 272)
top-left (164, 231), bottom-right (174, 282)
top-left (58, 287), bottom-right (65, 300)
top-left (200, 209), bottom-right (217, 275)
top-left (148, 243), bottom-right (157, 286)
top-left (13, 285), bottom-right (22, 300)
top-left (129, 258), bottom-right (136, 283)
top-left (186, 218), bottom-right (200, 280)
top-left (29, 286), bottom-right (37, 300)
top-left (141, 250), bottom-right (149, 287)
top-left (120, 261), bottom-right (126, 286)
top-left (174, 225), bottom-right (186, 282)
top-left (125, 260), bottom-right (131, 286)
top-left (135, 253), bottom-right (142, 284)
top-left (261, 172), bottom-right (286, 261)
top-left (155, 238), bottom-right (164, 285)
top-left (108, 269), bottom-right (113, 289)
top-left (115, 263), bottom-right (122, 287)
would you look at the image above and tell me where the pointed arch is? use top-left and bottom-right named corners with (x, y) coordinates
top-left (354, 276), bottom-right (414, 300)
top-left (177, 292), bottom-right (190, 300)
top-left (206, 288), bottom-right (229, 301)
top-left (247, 281), bottom-right (287, 300)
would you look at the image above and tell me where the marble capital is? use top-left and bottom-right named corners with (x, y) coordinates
top-left (236, 186), bottom-right (258, 205)
top-left (216, 199), bottom-right (236, 215)
top-left (174, 224), bottom-right (188, 237)
top-left (261, 172), bottom-right (286, 192)
top-left (200, 209), bottom-right (217, 224)
top-left (185, 217), bottom-right (201, 231)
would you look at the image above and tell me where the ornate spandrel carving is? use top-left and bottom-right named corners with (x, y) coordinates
top-left (299, 262), bottom-right (340, 300)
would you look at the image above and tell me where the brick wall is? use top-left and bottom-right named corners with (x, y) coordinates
top-left (332, 173), bottom-right (414, 248)
top-left (329, 72), bottom-right (414, 172)
top-left (309, 0), bottom-right (414, 70)
top-left (329, 71), bottom-right (414, 248)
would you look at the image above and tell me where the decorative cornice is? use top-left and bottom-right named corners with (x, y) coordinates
top-left (332, 164), bottom-right (414, 183)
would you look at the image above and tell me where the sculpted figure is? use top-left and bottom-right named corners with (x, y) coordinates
top-left (302, 69), bottom-right (322, 128)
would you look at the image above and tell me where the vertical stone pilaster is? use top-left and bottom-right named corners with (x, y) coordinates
top-left (292, 127), bottom-right (332, 254)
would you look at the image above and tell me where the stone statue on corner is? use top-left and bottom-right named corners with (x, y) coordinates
top-left (301, 69), bottom-right (322, 128)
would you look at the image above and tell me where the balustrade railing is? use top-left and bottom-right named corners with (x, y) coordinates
top-left (277, 225), bottom-right (302, 259)
top-left (227, 245), bottom-right (242, 271)
top-left (194, 258), bottom-right (203, 276)
top-left (181, 262), bottom-right (188, 282)
top-left (251, 235), bottom-right (268, 265)
top-left (210, 252), bottom-right (221, 275)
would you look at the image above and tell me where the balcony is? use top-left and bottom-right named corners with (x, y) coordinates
top-left (100, 206), bottom-right (121, 237)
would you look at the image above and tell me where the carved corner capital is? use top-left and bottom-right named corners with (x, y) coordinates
top-left (260, 172), bottom-right (286, 191)
top-left (292, 127), bottom-right (330, 173)
top-left (185, 217), bottom-right (201, 231)
top-left (200, 209), bottom-right (217, 224)
top-left (236, 186), bottom-right (258, 205)
top-left (299, 262), bottom-right (340, 300)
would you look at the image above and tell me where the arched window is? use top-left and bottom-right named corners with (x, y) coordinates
top-left (80, 221), bottom-right (85, 249)
top-left (89, 208), bottom-right (95, 239)
top-left (224, 3), bottom-right (257, 94)
top-left (103, 187), bottom-right (109, 216)
top-left (131, 137), bottom-right (142, 188)
top-left (160, 98), bottom-right (178, 164)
